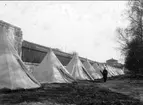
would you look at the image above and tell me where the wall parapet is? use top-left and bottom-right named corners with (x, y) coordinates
top-left (22, 40), bottom-right (98, 65)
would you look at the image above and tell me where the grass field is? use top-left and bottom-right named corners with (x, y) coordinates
top-left (99, 74), bottom-right (143, 102)
top-left (0, 75), bottom-right (143, 105)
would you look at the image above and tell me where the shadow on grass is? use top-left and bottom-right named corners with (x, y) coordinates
top-left (0, 81), bottom-right (142, 105)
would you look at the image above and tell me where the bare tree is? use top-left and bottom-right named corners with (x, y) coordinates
top-left (116, 0), bottom-right (143, 73)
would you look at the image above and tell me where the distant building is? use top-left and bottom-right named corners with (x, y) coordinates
top-left (106, 58), bottom-right (123, 68)
top-left (106, 58), bottom-right (118, 65)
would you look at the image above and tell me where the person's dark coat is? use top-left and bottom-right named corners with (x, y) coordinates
top-left (100, 68), bottom-right (108, 82)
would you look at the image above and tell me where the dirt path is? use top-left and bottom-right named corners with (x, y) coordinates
top-left (98, 79), bottom-right (143, 102)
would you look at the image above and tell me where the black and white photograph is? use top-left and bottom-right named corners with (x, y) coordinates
top-left (0, 0), bottom-right (143, 105)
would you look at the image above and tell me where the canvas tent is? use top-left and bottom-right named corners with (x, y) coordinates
top-left (109, 66), bottom-right (124, 75)
top-left (93, 63), bottom-right (112, 77)
top-left (66, 54), bottom-right (93, 80)
top-left (83, 60), bottom-right (102, 79)
top-left (32, 49), bottom-right (75, 83)
top-left (92, 63), bottom-right (103, 77)
top-left (103, 64), bottom-right (113, 77)
top-left (0, 25), bottom-right (40, 90)
top-left (26, 65), bottom-right (33, 73)
top-left (95, 63), bottom-right (124, 77)
top-left (117, 68), bottom-right (124, 75)
top-left (106, 65), bottom-right (118, 76)
top-left (105, 64), bottom-right (125, 77)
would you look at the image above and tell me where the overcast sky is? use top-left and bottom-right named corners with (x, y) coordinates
top-left (0, 1), bottom-right (128, 63)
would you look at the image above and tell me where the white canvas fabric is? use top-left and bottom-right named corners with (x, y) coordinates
top-left (106, 65), bottom-right (118, 76)
top-left (0, 26), bottom-right (40, 90)
top-left (92, 63), bottom-right (103, 77)
top-left (113, 67), bottom-right (120, 75)
top-left (111, 66), bottom-right (124, 75)
top-left (93, 63), bottom-right (112, 77)
top-left (26, 65), bottom-right (33, 73)
top-left (32, 49), bottom-right (75, 83)
top-left (106, 65), bottom-right (125, 76)
top-left (103, 64), bottom-right (114, 77)
top-left (66, 54), bottom-right (93, 80)
top-left (83, 60), bottom-right (102, 79)
top-left (118, 68), bottom-right (124, 75)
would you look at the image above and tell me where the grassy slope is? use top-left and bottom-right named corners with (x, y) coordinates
top-left (0, 78), bottom-right (142, 105)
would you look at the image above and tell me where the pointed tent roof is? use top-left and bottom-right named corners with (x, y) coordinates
top-left (32, 49), bottom-right (75, 83)
top-left (0, 25), bottom-right (40, 90)
top-left (83, 60), bottom-right (102, 79)
top-left (66, 54), bottom-right (93, 80)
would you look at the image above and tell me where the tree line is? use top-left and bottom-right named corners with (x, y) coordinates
top-left (117, 0), bottom-right (143, 74)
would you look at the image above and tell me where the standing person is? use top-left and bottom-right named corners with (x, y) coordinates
top-left (100, 66), bottom-right (108, 82)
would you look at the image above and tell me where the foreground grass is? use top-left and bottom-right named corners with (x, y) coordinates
top-left (99, 74), bottom-right (143, 102)
top-left (0, 79), bottom-right (142, 105)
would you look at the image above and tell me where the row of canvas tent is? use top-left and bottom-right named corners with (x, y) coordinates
top-left (0, 25), bottom-right (124, 90)
top-left (31, 49), bottom-right (124, 82)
